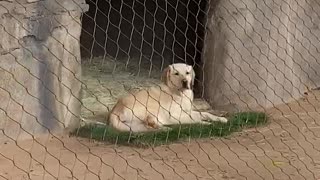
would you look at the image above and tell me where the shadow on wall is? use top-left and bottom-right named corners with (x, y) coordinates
top-left (80, 0), bottom-right (208, 96)
top-left (202, 0), bottom-right (229, 105)
top-left (0, 0), bottom-right (86, 138)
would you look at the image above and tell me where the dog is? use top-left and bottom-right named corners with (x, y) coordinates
top-left (108, 63), bottom-right (228, 132)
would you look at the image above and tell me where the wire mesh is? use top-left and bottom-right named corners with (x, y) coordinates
top-left (0, 0), bottom-right (320, 179)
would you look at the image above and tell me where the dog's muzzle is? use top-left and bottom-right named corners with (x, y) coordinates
top-left (182, 79), bottom-right (189, 89)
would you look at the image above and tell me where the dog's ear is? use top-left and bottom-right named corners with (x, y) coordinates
top-left (190, 66), bottom-right (195, 87)
top-left (161, 65), bottom-right (172, 85)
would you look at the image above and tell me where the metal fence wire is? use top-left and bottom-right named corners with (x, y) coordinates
top-left (1, 0), bottom-right (320, 179)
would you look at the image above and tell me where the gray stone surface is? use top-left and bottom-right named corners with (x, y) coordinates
top-left (204, 0), bottom-right (320, 112)
top-left (0, 0), bottom-right (88, 139)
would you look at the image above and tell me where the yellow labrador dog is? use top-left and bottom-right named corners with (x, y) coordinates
top-left (108, 63), bottom-right (228, 132)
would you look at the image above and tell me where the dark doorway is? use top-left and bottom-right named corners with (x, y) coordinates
top-left (80, 0), bottom-right (208, 97)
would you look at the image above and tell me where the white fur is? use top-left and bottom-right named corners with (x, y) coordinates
top-left (108, 63), bottom-right (228, 132)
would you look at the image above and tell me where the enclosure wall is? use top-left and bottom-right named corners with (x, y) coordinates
top-left (0, 0), bottom-right (88, 139)
top-left (204, 0), bottom-right (320, 111)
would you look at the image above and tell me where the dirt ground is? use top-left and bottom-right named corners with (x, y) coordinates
top-left (1, 60), bottom-right (320, 180)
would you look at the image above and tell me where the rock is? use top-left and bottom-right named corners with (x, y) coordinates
top-left (0, 0), bottom-right (88, 140)
top-left (203, 0), bottom-right (320, 111)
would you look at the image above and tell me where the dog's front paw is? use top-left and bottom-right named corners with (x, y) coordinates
top-left (203, 112), bottom-right (228, 123)
top-left (160, 126), bottom-right (173, 131)
top-left (217, 117), bottom-right (228, 123)
top-left (200, 120), bottom-right (212, 125)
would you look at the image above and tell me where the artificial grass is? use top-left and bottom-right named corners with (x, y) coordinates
top-left (72, 112), bottom-right (268, 147)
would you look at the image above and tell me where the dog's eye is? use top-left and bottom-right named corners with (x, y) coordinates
top-left (186, 72), bottom-right (190, 75)
top-left (174, 72), bottom-right (179, 75)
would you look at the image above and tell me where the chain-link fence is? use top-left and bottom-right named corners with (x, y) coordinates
top-left (1, 0), bottom-right (320, 179)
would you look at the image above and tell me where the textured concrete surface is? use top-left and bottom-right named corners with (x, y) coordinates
top-left (204, 0), bottom-right (320, 111)
top-left (0, 0), bottom-right (88, 137)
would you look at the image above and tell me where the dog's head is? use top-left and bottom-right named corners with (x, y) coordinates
top-left (161, 63), bottom-right (195, 90)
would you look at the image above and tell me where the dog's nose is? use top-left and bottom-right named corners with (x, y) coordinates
top-left (182, 79), bottom-right (188, 88)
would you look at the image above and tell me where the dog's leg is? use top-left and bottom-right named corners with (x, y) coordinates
top-left (170, 111), bottom-right (207, 124)
top-left (109, 113), bottom-right (153, 132)
top-left (198, 111), bottom-right (228, 123)
top-left (144, 115), bottom-right (172, 131)
top-left (144, 115), bottom-right (161, 129)
top-left (177, 111), bottom-right (228, 124)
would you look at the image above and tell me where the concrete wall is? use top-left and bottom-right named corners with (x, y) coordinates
top-left (0, 0), bottom-right (88, 139)
top-left (203, 0), bottom-right (320, 111)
